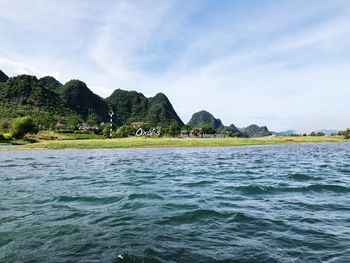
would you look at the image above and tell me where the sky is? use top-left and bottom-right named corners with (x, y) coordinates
top-left (0, 0), bottom-right (350, 132)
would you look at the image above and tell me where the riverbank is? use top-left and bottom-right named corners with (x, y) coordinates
top-left (2, 135), bottom-right (345, 150)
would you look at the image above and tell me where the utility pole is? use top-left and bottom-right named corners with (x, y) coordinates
top-left (108, 109), bottom-right (114, 138)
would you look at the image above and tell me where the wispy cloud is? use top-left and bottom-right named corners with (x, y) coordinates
top-left (0, 0), bottom-right (349, 132)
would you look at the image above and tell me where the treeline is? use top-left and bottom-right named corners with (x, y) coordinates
top-left (1, 69), bottom-right (348, 141)
top-left (338, 129), bottom-right (350, 139)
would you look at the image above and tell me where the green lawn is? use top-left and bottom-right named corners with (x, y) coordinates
top-left (19, 135), bottom-right (346, 150)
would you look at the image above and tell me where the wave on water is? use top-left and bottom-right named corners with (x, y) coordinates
top-left (288, 173), bottom-right (313, 181)
top-left (157, 209), bottom-right (228, 225)
top-left (55, 195), bottom-right (123, 204)
top-left (235, 183), bottom-right (350, 195)
top-left (1, 143), bottom-right (350, 262)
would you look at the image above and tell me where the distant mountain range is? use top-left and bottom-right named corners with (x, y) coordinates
top-left (316, 129), bottom-right (338, 135)
top-left (0, 70), bottom-right (183, 128)
top-left (275, 129), bottom-right (338, 135)
top-left (1, 69), bottom-right (323, 138)
top-left (186, 110), bottom-right (271, 137)
top-left (275, 130), bottom-right (298, 136)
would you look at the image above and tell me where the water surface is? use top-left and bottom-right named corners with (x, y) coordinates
top-left (1, 143), bottom-right (349, 262)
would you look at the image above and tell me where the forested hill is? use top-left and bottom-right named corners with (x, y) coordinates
top-left (0, 75), bottom-right (74, 125)
top-left (187, 110), bottom-right (224, 130)
top-left (187, 110), bottom-right (272, 137)
top-left (0, 70), bottom-right (273, 136)
top-left (106, 89), bottom-right (184, 127)
top-left (58, 80), bottom-right (109, 123)
top-left (0, 71), bottom-right (184, 128)
top-left (240, 124), bottom-right (272, 137)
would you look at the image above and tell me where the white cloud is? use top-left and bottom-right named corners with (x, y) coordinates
top-left (1, 0), bottom-right (350, 132)
top-left (0, 58), bottom-right (60, 79)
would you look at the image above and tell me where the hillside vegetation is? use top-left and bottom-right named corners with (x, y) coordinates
top-left (0, 71), bottom-right (183, 129)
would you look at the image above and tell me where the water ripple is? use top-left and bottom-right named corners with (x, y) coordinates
top-left (0, 142), bottom-right (349, 262)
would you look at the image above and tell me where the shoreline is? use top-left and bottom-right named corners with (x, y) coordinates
top-left (0, 136), bottom-right (346, 151)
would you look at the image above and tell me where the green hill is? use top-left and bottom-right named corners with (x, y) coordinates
top-left (146, 93), bottom-right (183, 127)
top-left (0, 70), bottom-right (275, 135)
top-left (227, 124), bottom-right (241, 134)
top-left (0, 70), bottom-right (184, 128)
top-left (0, 74), bottom-right (73, 126)
top-left (106, 89), bottom-right (183, 127)
top-left (187, 110), bottom-right (224, 130)
top-left (39, 76), bottom-right (63, 93)
top-left (240, 124), bottom-right (271, 137)
top-left (59, 80), bottom-right (109, 123)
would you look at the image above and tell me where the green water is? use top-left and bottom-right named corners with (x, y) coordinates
top-left (0, 143), bottom-right (349, 262)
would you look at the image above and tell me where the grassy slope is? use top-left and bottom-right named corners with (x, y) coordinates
top-left (21, 135), bottom-right (346, 150)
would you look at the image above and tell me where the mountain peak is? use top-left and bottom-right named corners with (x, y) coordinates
top-left (187, 110), bottom-right (223, 129)
top-left (240, 124), bottom-right (271, 137)
top-left (39, 76), bottom-right (62, 92)
top-left (0, 69), bottom-right (9, 83)
top-left (106, 89), bottom-right (183, 127)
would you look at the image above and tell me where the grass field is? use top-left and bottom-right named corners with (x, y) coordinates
top-left (14, 135), bottom-right (346, 150)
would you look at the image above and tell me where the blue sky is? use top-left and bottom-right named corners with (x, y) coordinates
top-left (0, 0), bottom-right (349, 132)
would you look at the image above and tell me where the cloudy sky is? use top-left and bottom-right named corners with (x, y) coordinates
top-left (1, 0), bottom-right (349, 132)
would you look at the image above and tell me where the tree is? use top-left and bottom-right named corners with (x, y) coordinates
top-left (342, 129), bottom-right (350, 139)
top-left (115, 125), bottom-right (137, 138)
top-left (64, 114), bottom-right (82, 130)
top-left (0, 119), bottom-right (10, 132)
top-left (201, 126), bottom-right (216, 135)
top-left (11, 116), bottom-right (38, 139)
top-left (310, 131), bottom-right (325, 136)
top-left (87, 113), bottom-right (99, 126)
top-left (168, 121), bottom-right (180, 137)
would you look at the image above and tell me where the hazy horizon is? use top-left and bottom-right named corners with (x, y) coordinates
top-left (1, 0), bottom-right (349, 133)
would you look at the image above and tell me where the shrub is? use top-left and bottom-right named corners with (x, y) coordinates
top-left (115, 125), bottom-right (137, 138)
top-left (11, 116), bottom-right (39, 139)
top-left (0, 119), bottom-right (10, 132)
top-left (0, 133), bottom-right (4, 140)
top-left (309, 131), bottom-right (325, 136)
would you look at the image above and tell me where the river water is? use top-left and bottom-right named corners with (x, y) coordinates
top-left (0, 143), bottom-right (349, 262)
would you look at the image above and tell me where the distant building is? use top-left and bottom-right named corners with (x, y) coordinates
top-left (130, 122), bottom-right (145, 128)
top-left (55, 122), bottom-right (66, 130)
top-left (78, 123), bottom-right (99, 131)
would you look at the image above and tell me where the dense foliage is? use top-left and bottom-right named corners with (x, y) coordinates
top-left (115, 125), bottom-right (138, 138)
top-left (39, 76), bottom-right (63, 93)
top-left (0, 75), bottom-right (73, 128)
top-left (240, 124), bottom-right (271, 137)
top-left (309, 131), bottom-right (325, 136)
top-left (106, 89), bottom-right (183, 127)
top-left (339, 129), bottom-right (350, 139)
top-left (0, 70), bottom-right (277, 138)
top-left (60, 80), bottom-right (109, 123)
top-left (187, 110), bottom-right (224, 130)
top-left (10, 116), bottom-right (39, 139)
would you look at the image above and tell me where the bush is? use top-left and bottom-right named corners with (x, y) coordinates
top-left (0, 133), bottom-right (4, 140)
top-left (342, 129), bottom-right (350, 139)
top-left (115, 125), bottom-right (137, 138)
top-left (11, 116), bottom-right (39, 139)
top-left (56, 129), bottom-right (75, 134)
top-left (102, 127), bottom-right (111, 137)
top-left (309, 131), bottom-right (325, 136)
top-left (0, 119), bottom-right (10, 132)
